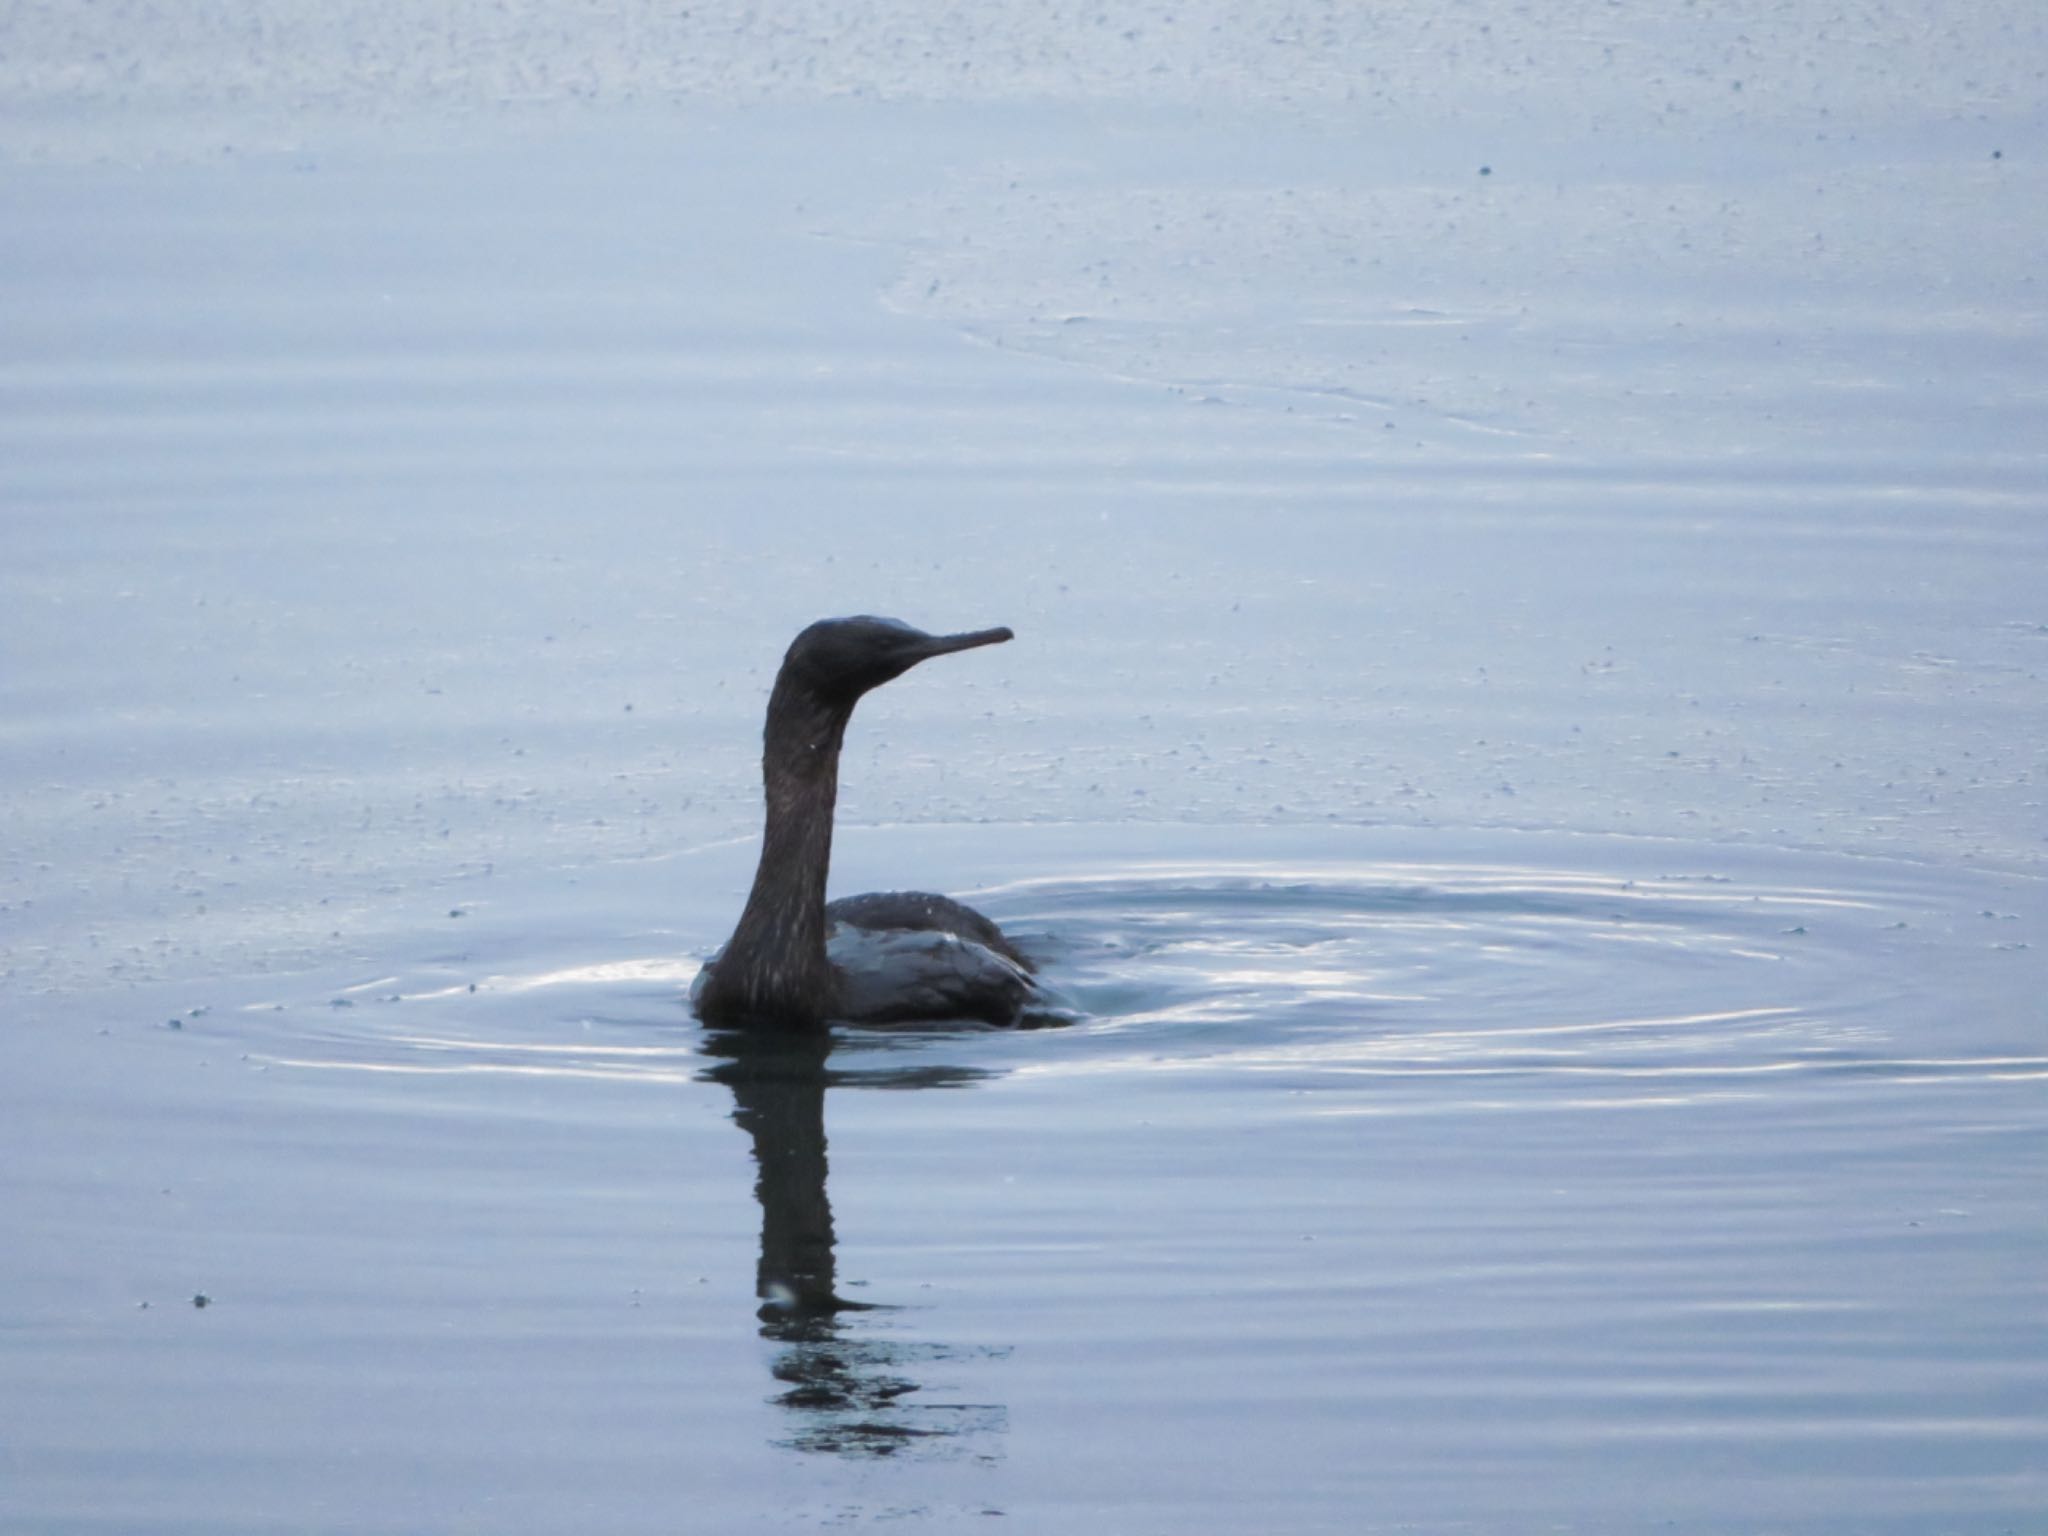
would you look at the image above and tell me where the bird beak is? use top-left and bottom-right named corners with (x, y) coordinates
top-left (913, 626), bottom-right (1014, 659)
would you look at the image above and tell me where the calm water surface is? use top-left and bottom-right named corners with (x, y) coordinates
top-left (5, 27), bottom-right (2047, 1533)
top-left (12, 825), bottom-right (2037, 1533)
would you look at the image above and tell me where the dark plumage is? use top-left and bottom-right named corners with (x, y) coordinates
top-left (691, 616), bottom-right (1041, 1029)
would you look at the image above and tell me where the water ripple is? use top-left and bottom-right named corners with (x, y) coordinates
top-left (242, 829), bottom-right (2041, 1111)
top-left (960, 841), bottom-right (2040, 1102)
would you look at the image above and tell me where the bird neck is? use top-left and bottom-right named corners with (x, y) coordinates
top-left (716, 689), bottom-right (852, 1022)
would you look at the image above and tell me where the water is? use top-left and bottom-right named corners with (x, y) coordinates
top-left (10, 824), bottom-right (2041, 1531)
top-left (5, 6), bottom-right (2048, 1532)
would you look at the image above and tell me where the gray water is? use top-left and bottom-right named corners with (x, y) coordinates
top-left (5, 7), bottom-right (2048, 1532)
top-left (10, 824), bottom-right (2043, 1531)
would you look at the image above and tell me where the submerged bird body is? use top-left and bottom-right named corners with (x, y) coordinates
top-left (691, 616), bottom-right (1039, 1030)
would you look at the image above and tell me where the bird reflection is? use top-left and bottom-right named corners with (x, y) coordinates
top-left (700, 1028), bottom-right (1008, 1458)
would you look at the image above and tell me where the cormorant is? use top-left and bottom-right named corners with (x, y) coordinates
top-left (691, 616), bottom-right (1041, 1029)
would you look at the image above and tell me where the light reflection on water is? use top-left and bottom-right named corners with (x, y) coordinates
top-left (258, 843), bottom-right (2036, 1099)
